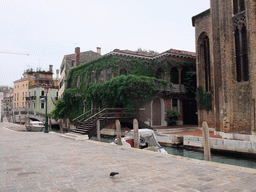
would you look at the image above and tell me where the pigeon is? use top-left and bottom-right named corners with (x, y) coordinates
top-left (110, 172), bottom-right (119, 177)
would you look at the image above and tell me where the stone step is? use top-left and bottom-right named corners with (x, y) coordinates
top-left (60, 132), bottom-right (89, 140)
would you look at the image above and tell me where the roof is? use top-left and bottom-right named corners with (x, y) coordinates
top-left (192, 9), bottom-right (210, 27)
top-left (106, 48), bottom-right (196, 60)
top-left (60, 50), bottom-right (101, 69)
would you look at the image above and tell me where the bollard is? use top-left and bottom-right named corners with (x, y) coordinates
top-left (116, 120), bottom-right (122, 145)
top-left (202, 121), bottom-right (211, 161)
top-left (60, 119), bottom-right (64, 134)
top-left (97, 119), bottom-right (101, 142)
top-left (49, 117), bottom-right (52, 132)
top-left (133, 119), bottom-right (139, 148)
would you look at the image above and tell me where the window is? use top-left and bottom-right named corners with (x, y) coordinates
top-left (83, 73), bottom-right (87, 87)
top-left (233, 0), bottom-right (245, 15)
top-left (156, 68), bottom-right (164, 80)
top-left (22, 92), bottom-right (24, 100)
top-left (41, 102), bottom-right (45, 109)
top-left (14, 103), bottom-right (16, 108)
top-left (181, 67), bottom-right (189, 85)
top-left (172, 98), bottom-right (178, 111)
top-left (119, 68), bottom-right (128, 76)
top-left (26, 83), bottom-right (27, 87)
top-left (98, 70), bottom-right (104, 82)
top-left (234, 11), bottom-right (248, 82)
top-left (22, 102), bottom-right (24, 108)
top-left (199, 33), bottom-right (211, 92)
top-left (76, 76), bottom-right (80, 87)
top-left (23, 84), bottom-right (24, 87)
top-left (91, 71), bottom-right (95, 83)
top-left (14, 93), bottom-right (16, 101)
top-left (170, 68), bottom-right (179, 84)
top-left (17, 103), bottom-right (19, 108)
top-left (106, 69), bottom-right (112, 80)
top-left (71, 60), bottom-right (75, 67)
top-left (17, 93), bottom-right (19, 101)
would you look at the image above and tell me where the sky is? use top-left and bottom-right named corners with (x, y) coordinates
top-left (0, 0), bottom-right (210, 87)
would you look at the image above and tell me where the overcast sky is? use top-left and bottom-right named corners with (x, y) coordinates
top-left (0, 0), bottom-right (210, 87)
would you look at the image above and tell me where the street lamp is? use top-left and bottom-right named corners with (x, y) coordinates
top-left (44, 87), bottom-right (49, 133)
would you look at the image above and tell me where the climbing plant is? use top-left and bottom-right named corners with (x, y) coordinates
top-left (196, 86), bottom-right (213, 111)
top-left (85, 74), bottom-right (168, 110)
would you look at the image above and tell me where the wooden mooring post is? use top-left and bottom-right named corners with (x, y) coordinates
top-left (116, 119), bottom-right (122, 145)
top-left (133, 119), bottom-right (139, 148)
top-left (97, 119), bottom-right (101, 142)
top-left (202, 121), bottom-right (211, 161)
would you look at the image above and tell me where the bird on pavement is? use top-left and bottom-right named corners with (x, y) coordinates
top-left (110, 172), bottom-right (119, 177)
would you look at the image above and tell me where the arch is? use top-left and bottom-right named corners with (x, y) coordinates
top-left (198, 32), bottom-right (211, 92)
top-left (98, 70), bottom-right (104, 82)
top-left (181, 67), bottom-right (189, 85)
top-left (106, 68), bottom-right (112, 80)
top-left (170, 68), bottom-right (179, 84)
top-left (119, 68), bottom-right (128, 76)
top-left (151, 97), bottom-right (166, 126)
top-left (155, 67), bottom-right (165, 80)
top-left (83, 73), bottom-right (87, 88)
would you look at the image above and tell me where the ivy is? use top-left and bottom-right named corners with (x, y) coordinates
top-left (85, 74), bottom-right (168, 110)
top-left (196, 86), bottom-right (213, 111)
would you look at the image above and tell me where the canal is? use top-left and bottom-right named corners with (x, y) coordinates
top-left (90, 136), bottom-right (256, 169)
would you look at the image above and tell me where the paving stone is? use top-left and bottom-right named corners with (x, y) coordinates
top-left (1, 122), bottom-right (256, 192)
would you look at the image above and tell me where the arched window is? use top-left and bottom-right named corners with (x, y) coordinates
top-left (76, 76), bottom-right (80, 87)
top-left (119, 68), bottom-right (128, 76)
top-left (98, 70), bottom-right (104, 82)
top-left (181, 67), bottom-right (189, 85)
top-left (155, 67), bottom-right (164, 80)
top-left (83, 73), bottom-right (87, 87)
top-left (170, 68), bottom-right (179, 84)
top-left (199, 33), bottom-right (211, 92)
top-left (91, 71), bottom-right (95, 83)
top-left (106, 69), bottom-right (112, 80)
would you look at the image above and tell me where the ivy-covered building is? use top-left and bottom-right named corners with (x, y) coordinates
top-left (65, 48), bottom-right (197, 127)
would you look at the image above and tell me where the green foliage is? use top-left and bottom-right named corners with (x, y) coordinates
top-left (183, 71), bottom-right (197, 93)
top-left (49, 88), bottom-right (84, 121)
top-left (196, 86), bottom-right (213, 111)
top-left (166, 110), bottom-right (180, 126)
top-left (85, 74), bottom-right (167, 110)
top-left (136, 48), bottom-right (159, 55)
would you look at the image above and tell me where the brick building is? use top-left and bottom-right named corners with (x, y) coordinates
top-left (58, 47), bottom-right (101, 99)
top-left (67, 48), bottom-right (197, 127)
top-left (192, 0), bottom-right (256, 134)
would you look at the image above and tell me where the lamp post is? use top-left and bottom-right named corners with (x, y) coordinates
top-left (44, 87), bottom-right (49, 133)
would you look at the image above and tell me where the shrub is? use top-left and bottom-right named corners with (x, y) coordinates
top-left (166, 110), bottom-right (180, 126)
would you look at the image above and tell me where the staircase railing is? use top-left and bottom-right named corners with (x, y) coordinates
top-left (72, 110), bottom-right (91, 128)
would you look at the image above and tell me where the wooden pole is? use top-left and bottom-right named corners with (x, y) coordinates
top-left (116, 119), bottom-right (122, 145)
top-left (133, 119), bottom-right (139, 148)
top-left (202, 121), bottom-right (211, 161)
top-left (67, 118), bottom-right (70, 132)
top-left (49, 117), bottom-right (52, 132)
top-left (97, 119), bottom-right (101, 142)
top-left (60, 119), bottom-right (63, 134)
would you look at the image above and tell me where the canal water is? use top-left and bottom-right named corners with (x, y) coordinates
top-left (91, 136), bottom-right (256, 169)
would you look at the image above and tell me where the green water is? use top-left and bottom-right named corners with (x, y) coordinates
top-left (91, 136), bottom-right (256, 169)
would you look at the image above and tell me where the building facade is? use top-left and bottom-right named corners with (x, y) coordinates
top-left (58, 47), bottom-right (101, 99)
top-left (192, 0), bottom-right (256, 134)
top-left (13, 65), bottom-right (58, 122)
top-left (67, 48), bottom-right (197, 126)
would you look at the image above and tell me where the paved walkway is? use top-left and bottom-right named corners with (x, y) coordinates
top-left (1, 121), bottom-right (256, 192)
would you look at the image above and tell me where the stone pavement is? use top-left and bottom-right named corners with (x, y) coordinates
top-left (1, 121), bottom-right (256, 192)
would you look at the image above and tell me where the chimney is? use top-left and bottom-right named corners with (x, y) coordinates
top-left (56, 69), bottom-right (59, 79)
top-left (75, 47), bottom-right (80, 66)
top-left (49, 65), bottom-right (53, 72)
top-left (97, 47), bottom-right (101, 55)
